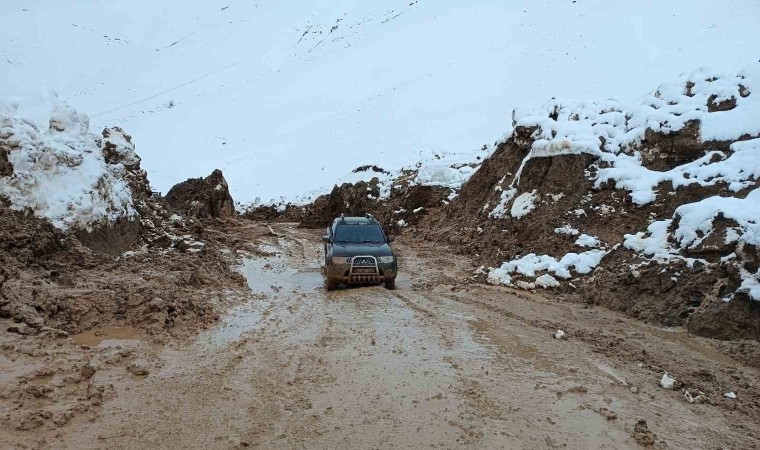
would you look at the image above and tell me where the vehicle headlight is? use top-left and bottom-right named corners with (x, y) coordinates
top-left (378, 256), bottom-right (395, 264)
top-left (331, 257), bottom-right (350, 264)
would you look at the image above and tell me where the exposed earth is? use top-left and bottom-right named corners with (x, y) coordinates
top-left (2, 222), bottom-right (758, 449)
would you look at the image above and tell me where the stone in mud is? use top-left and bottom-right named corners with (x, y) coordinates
top-left (165, 169), bottom-right (235, 219)
top-left (80, 364), bottom-right (97, 380)
top-left (126, 363), bottom-right (150, 377)
top-left (633, 419), bottom-right (657, 447)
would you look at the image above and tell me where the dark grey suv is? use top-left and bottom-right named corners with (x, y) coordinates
top-left (322, 214), bottom-right (398, 291)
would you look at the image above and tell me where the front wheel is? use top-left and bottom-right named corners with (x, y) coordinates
top-left (326, 277), bottom-right (337, 291)
top-left (384, 278), bottom-right (396, 290)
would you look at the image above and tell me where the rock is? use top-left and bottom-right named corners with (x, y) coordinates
top-left (599, 407), bottom-right (617, 420)
top-left (633, 419), bottom-right (657, 447)
top-left (684, 390), bottom-right (705, 404)
top-left (101, 127), bottom-right (141, 170)
top-left (148, 298), bottom-right (165, 312)
top-left (80, 364), bottom-right (97, 380)
top-left (724, 391), bottom-right (737, 399)
top-left (553, 330), bottom-right (567, 340)
top-left (165, 169), bottom-right (235, 219)
top-left (7, 322), bottom-right (34, 335)
top-left (38, 327), bottom-right (69, 338)
top-left (126, 363), bottom-right (150, 377)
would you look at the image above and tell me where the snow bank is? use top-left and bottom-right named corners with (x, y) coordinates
top-left (0, 96), bottom-right (135, 230)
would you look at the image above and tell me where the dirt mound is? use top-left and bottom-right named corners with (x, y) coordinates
top-left (1, 119), bottom-right (250, 340)
top-left (0, 197), bottom-right (251, 341)
top-left (417, 66), bottom-right (760, 341)
top-left (165, 169), bottom-right (235, 219)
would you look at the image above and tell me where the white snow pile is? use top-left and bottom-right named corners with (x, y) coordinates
top-left (0, 96), bottom-right (136, 230)
top-left (487, 250), bottom-right (607, 288)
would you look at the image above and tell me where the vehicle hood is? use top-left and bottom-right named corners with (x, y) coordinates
top-left (331, 243), bottom-right (394, 258)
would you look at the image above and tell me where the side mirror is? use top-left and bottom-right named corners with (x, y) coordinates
top-left (322, 236), bottom-right (330, 244)
top-left (388, 235), bottom-right (396, 243)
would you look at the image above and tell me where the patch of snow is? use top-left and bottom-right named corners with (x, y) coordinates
top-left (488, 188), bottom-right (517, 219)
top-left (555, 224), bottom-right (580, 236)
top-left (571, 209), bottom-right (587, 217)
top-left (575, 234), bottom-right (601, 248)
top-left (487, 268), bottom-right (512, 286)
top-left (739, 268), bottom-right (760, 301)
top-left (510, 190), bottom-right (538, 219)
top-left (673, 188), bottom-right (760, 248)
top-left (536, 274), bottom-right (560, 288)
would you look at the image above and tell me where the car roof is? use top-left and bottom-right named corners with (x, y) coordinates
top-left (334, 217), bottom-right (375, 225)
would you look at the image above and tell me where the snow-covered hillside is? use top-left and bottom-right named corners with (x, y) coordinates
top-left (2, 0), bottom-right (758, 203)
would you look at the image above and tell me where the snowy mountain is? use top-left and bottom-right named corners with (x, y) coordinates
top-left (2, 0), bottom-right (759, 203)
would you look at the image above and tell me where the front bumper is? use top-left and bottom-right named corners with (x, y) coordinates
top-left (327, 256), bottom-right (397, 284)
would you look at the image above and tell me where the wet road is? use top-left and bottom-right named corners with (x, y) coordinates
top-left (51, 223), bottom-right (759, 449)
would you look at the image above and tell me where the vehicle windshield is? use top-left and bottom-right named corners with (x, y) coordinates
top-left (334, 224), bottom-right (386, 243)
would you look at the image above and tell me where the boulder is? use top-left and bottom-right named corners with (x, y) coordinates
top-left (165, 169), bottom-right (235, 219)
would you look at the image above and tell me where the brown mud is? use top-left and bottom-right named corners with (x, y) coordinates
top-left (3, 222), bottom-right (757, 449)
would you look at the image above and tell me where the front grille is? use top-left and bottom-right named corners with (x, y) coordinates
top-left (352, 256), bottom-right (375, 267)
top-left (348, 256), bottom-right (378, 284)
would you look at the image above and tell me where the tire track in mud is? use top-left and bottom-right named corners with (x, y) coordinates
top-left (46, 223), bottom-right (760, 450)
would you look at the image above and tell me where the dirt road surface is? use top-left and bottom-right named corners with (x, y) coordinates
top-left (7, 223), bottom-right (759, 449)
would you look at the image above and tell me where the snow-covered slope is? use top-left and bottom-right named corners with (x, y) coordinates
top-left (2, 0), bottom-right (758, 203)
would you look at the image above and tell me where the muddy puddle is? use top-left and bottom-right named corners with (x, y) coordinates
top-left (71, 326), bottom-right (143, 347)
top-left (201, 249), bottom-right (323, 346)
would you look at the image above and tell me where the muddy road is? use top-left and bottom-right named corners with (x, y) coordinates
top-left (6, 223), bottom-right (759, 449)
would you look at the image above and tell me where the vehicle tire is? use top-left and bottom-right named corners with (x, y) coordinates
top-left (384, 278), bottom-right (396, 290)
top-left (326, 277), bottom-right (337, 291)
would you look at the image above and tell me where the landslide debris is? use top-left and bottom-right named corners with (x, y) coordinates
top-left (243, 62), bottom-right (760, 345)
top-left (421, 63), bottom-right (760, 341)
top-left (0, 100), bottom-right (250, 340)
top-left (244, 172), bottom-right (451, 232)
top-left (165, 169), bottom-right (236, 219)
